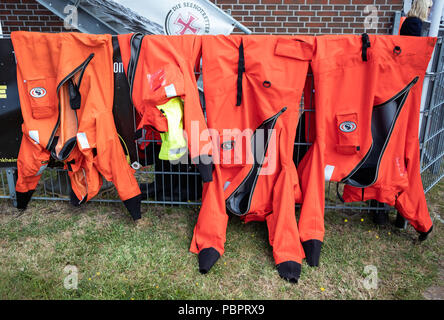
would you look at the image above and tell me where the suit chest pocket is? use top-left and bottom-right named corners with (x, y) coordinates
top-left (26, 78), bottom-right (56, 119)
top-left (336, 112), bottom-right (360, 155)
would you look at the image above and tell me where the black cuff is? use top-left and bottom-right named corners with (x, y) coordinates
top-left (302, 239), bottom-right (322, 267)
top-left (16, 190), bottom-right (34, 210)
top-left (70, 189), bottom-right (87, 207)
top-left (198, 247), bottom-right (220, 274)
top-left (123, 194), bottom-right (142, 221)
top-left (276, 261), bottom-right (301, 284)
top-left (193, 155), bottom-right (213, 183)
top-left (418, 225), bottom-right (433, 242)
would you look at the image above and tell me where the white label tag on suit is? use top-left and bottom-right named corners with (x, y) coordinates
top-left (76, 132), bottom-right (90, 149)
top-left (29, 130), bottom-right (39, 144)
top-left (325, 165), bottom-right (335, 181)
top-left (164, 84), bottom-right (177, 98)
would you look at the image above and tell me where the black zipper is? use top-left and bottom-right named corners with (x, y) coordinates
top-left (128, 33), bottom-right (144, 103)
top-left (46, 53), bottom-right (94, 152)
top-left (341, 76), bottom-right (418, 186)
top-left (226, 107), bottom-right (287, 216)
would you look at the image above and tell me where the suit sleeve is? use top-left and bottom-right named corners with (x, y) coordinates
top-left (15, 134), bottom-right (50, 209)
top-left (395, 129), bottom-right (433, 236)
top-left (183, 36), bottom-right (214, 183)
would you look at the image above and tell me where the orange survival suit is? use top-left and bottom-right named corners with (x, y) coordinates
top-left (190, 35), bottom-right (314, 282)
top-left (12, 31), bottom-right (142, 220)
top-left (297, 34), bottom-right (436, 267)
top-left (117, 34), bottom-right (213, 181)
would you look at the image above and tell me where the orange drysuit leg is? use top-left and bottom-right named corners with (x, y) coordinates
top-left (189, 162), bottom-right (229, 273)
top-left (264, 116), bottom-right (305, 280)
top-left (296, 142), bottom-right (325, 266)
top-left (266, 166), bottom-right (304, 281)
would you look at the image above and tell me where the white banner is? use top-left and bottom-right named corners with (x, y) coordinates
top-left (112, 0), bottom-right (236, 35)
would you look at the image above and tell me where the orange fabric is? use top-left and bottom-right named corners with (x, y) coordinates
top-left (12, 32), bottom-right (140, 209)
top-left (120, 34), bottom-right (210, 163)
top-left (190, 35), bottom-right (314, 267)
top-left (297, 35), bottom-right (436, 263)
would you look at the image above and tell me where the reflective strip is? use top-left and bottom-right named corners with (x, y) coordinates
top-left (325, 165), bottom-right (335, 181)
top-left (35, 164), bottom-right (47, 176)
top-left (76, 132), bottom-right (90, 149)
top-left (29, 130), bottom-right (39, 144)
top-left (164, 84), bottom-right (177, 98)
top-left (169, 147), bottom-right (187, 156)
top-left (224, 181), bottom-right (231, 191)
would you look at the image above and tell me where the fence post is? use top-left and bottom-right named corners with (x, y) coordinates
top-left (420, 0), bottom-right (444, 137)
top-left (5, 168), bottom-right (17, 207)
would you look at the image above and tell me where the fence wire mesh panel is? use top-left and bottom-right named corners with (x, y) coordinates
top-left (0, 169), bottom-right (10, 200)
top-left (1, 38), bottom-right (444, 213)
top-left (421, 33), bottom-right (444, 193)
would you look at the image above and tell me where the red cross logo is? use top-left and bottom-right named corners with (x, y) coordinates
top-left (174, 13), bottom-right (200, 35)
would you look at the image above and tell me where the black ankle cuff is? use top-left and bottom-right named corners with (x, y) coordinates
top-left (70, 189), bottom-right (87, 207)
top-left (123, 194), bottom-right (142, 220)
top-left (373, 211), bottom-right (389, 226)
top-left (418, 225), bottom-right (433, 242)
top-left (16, 190), bottom-right (34, 210)
top-left (276, 261), bottom-right (301, 283)
top-left (198, 247), bottom-right (220, 274)
top-left (193, 155), bottom-right (213, 183)
top-left (302, 239), bottom-right (322, 267)
top-left (394, 212), bottom-right (407, 229)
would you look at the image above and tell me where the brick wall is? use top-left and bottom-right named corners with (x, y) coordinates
top-left (210, 0), bottom-right (404, 35)
top-left (0, 0), bottom-right (65, 34)
top-left (0, 0), bottom-right (403, 35)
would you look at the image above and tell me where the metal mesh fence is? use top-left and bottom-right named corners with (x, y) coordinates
top-left (421, 34), bottom-right (444, 193)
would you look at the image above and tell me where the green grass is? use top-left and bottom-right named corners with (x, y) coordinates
top-left (0, 182), bottom-right (443, 300)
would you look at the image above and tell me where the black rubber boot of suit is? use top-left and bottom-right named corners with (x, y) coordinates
top-left (302, 239), bottom-right (322, 267)
top-left (70, 189), bottom-right (81, 207)
top-left (394, 212), bottom-right (408, 229)
top-left (123, 194), bottom-right (142, 221)
top-left (16, 190), bottom-right (34, 210)
top-left (198, 247), bottom-right (220, 274)
top-left (370, 200), bottom-right (389, 225)
top-left (276, 261), bottom-right (301, 284)
top-left (373, 211), bottom-right (389, 225)
top-left (193, 155), bottom-right (214, 183)
top-left (70, 189), bottom-right (88, 207)
top-left (419, 226), bottom-right (433, 242)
